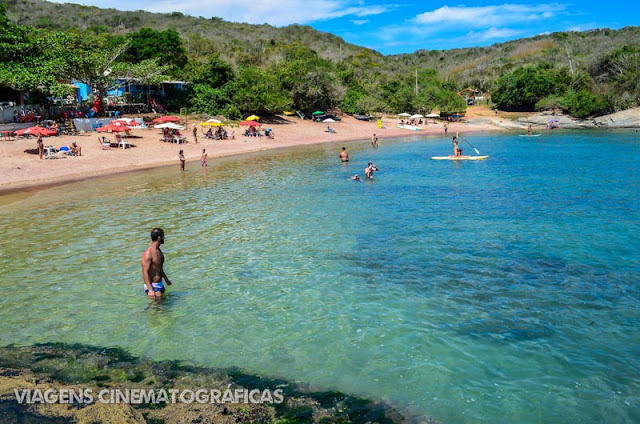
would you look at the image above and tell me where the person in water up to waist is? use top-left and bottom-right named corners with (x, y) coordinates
top-left (141, 228), bottom-right (173, 300)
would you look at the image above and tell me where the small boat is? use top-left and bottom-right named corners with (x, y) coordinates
top-left (431, 155), bottom-right (489, 161)
top-left (282, 111), bottom-right (295, 116)
top-left (354, 115), bottom-right (371, 121)
top-left (397, 124), bottom-right (423, 131)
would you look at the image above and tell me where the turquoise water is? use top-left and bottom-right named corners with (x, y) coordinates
top-left (0, 130), bottom-right (639, 423)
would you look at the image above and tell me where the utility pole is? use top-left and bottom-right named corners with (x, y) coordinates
top-left (565, 44), bottom-right (574, 75)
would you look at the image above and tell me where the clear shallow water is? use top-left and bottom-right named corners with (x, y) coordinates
top-left (0, 130), bottom-right (639, 423)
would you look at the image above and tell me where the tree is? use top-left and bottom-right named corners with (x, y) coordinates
top-left (0, 11), bottom-right (73, 103)
top-left (232, 66), bottom-right (289, 113)
top-left (290, 70), bottom-right (338, 112)
top-left (120, 28), bottom-right (188, 73)
top-left (492, 64), bottom-right (564, 110)
top-left (188, 56), bottom-right (236, 116)
top-left (563, 90), bottom-right (608, 118)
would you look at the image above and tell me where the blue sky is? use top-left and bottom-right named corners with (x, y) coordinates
top-left (53, 0), bottom-right (639, 54)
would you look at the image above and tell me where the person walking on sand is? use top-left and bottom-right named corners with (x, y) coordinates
top-left (141, 228), bottom-right (173, 301)
top-left (371, 133), bottom-right (379, 148)
top-left (179, 149), bottom-right (185, 171)
top-left (201, 148), bottom-right (208, 167)
top-left (339, 147), bottom-right (349, 162)
top-left (444, 122), bottom-right (448, 135)
top-left (37, 135), bottom-right (44, 159)
top-left (192, 124), bottom-right (198, 143)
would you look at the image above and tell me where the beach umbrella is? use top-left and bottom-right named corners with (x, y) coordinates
top-left (323, 118), bottom-right (336, 123)
top-left (200, 122), bottom-right (223, 127)
top-left (409, 114), bottom-right (424, 119)
top-left (205, 118), bottom-right (222, 123)
top-left (154, 122), bottom-right (185, 130)
top-left (398, 112), bottom-right (411, 117)
top-left (312, 111), bottom-right (325, 115)
top-left (15, 127), bottom-right (57, 136)
top-left (425, 113), bottom-right (440, 118)
top-left (246, 115), bottom-right (260, 121)
top-left (97, 124), bottom-right (131, 133)
top-left (239, 121), bottom-right (261, 127)
top-left (152, 116), bottom-right (180, 123)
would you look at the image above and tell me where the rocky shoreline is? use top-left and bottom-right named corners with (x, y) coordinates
top-left (466, 106), bottom-right (640, 130)
top-left (0, 343), bottom-right (427, 424)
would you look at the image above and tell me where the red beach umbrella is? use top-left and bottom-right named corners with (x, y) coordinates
top-left (15, 127), bottom-right (57, 136)
top-left (152, 116), bottom-right (180, 123)
top-left (97, 124), bottom-right (131, 132)
top-left (239, 121), bottom-right (262, 127)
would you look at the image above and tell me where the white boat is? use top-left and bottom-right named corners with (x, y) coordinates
top-left (397, 124), bottom-right (423, 131)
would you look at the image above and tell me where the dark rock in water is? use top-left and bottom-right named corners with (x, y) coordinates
top-left (0, 343), bottom-right (415, 424)
top-left (0, 399), bottom-right (71, 423)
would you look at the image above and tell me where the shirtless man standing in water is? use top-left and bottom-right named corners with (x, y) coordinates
top-left (141, 228), bottom-right (173, 300)
top-left (339, 147), bottom-right (349, 162)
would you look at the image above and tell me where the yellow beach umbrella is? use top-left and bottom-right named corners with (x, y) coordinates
top-left (246, 115), bottom-right (260, 121)
top-left (199, 122), bottom-right (223, 127)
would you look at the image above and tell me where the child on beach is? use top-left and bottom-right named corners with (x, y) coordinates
top-left (201, 149), bottom-right (208, 167)
top-left (179, 150), bottom-right (185, 171)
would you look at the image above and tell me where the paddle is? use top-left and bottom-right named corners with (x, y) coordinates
top-left (462, 138), bottom-right (480, 155)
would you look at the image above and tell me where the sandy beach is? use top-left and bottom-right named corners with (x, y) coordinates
top-left (0, 114), bottom-right (499, 192)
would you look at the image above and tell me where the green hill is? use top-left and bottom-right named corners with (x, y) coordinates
top-left (2, 0), bottom-right (639, 117)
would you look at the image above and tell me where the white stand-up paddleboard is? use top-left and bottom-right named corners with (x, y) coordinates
top-left (431, 156), bottom-right (489, 161)
top-left (519, 134), bottom-right (541, 137)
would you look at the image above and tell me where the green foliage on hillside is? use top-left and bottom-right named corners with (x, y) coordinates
top-left (2, 0), bottom-right (640, 118)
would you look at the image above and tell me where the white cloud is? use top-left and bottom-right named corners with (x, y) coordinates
top-left (412, 3), bottom-right (566, 28)
top-left (461, 27), bottom-right (522, 42)
top-left (351, 19), bottom-right (370, 26)
top-left (50, 0), bottom-right (395, 26)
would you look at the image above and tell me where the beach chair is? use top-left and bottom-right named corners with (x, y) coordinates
top-left (296, 110), bottom-right (305, 120)
top-left (98, 136), bottom-right (111, 149)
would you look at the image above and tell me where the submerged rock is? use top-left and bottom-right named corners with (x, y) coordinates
top-left (0, 343), bottom-right (416, 424)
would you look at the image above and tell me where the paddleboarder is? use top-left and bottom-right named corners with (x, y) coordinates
top-left (453, 132), bottom-right (462, 157)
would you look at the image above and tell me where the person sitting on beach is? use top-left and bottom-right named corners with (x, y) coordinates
top-left (351, 174), bottom-right (361, 181)
top-left (141, 228), bottom-right (173, 301)
top-left (50, 121), bottom-right (59, 135)
top-left (70, 141), bottom-right (82, 156)
top-left (340, 147), bottom-right (349, 162)
top-left (265, 128), bottom-right (274, 139)
top-left (205, 127), bottom-right (213, 139)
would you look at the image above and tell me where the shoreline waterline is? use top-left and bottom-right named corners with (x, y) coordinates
top-left (0, 117), bottom-right (499, 196)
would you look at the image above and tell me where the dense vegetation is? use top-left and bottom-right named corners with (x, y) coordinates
top-left (2, 0), bottom-right (639, 118)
